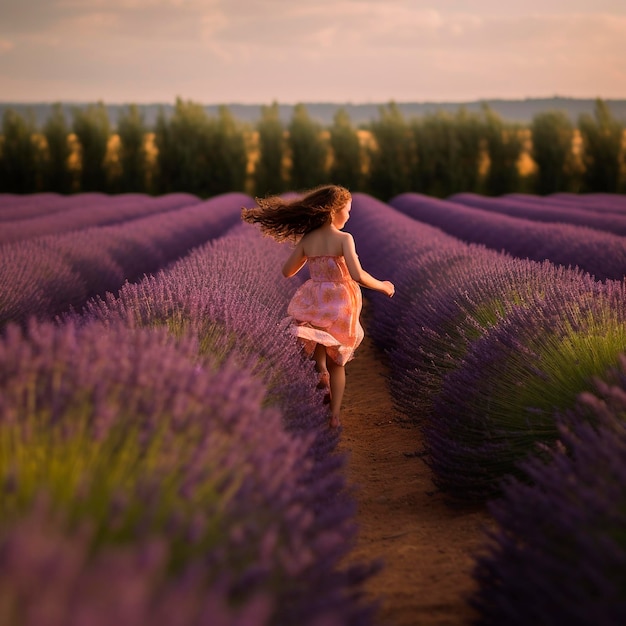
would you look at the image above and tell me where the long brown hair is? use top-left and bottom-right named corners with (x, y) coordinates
top-left (241, 185), bottom-right (351, 242)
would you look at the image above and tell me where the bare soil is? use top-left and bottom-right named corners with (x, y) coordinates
top-left (338, 331), bottom-right (492, 626)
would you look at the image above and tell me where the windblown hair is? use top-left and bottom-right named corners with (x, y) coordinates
top-left (241, 185), bottom-right (351, 242)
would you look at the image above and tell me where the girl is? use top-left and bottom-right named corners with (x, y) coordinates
top-left (242, 185), bottom-right (394, 428)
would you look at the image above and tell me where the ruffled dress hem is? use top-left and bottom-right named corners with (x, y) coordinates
top-left (291, 323), bottom-right (355, 366)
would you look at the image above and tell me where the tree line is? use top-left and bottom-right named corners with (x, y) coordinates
top-left (0, 97), bottom-right (624, 199)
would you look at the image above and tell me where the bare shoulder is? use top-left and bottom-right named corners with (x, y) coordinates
top-left (335, 231), bottom-right (352, 244)
top-left (340, 231), bottom-right (356, 250)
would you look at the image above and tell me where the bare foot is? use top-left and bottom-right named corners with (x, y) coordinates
top-left (317, 372), bottom-right (331, 404)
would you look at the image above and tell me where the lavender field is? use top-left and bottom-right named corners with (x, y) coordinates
top-left (1, 191), bottom-right (626, 625)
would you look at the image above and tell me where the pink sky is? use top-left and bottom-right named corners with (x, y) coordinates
top-left (1, 0), bottom-right (625, 103)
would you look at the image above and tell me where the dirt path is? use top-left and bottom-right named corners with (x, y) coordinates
top-left (338, 331), bottom-right (491, 626)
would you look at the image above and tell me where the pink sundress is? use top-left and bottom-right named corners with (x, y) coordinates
top-left (287, 255), bottom-right (364, 366)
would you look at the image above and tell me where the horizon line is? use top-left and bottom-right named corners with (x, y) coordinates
top-left (1, 95), bottom-right (625, 107)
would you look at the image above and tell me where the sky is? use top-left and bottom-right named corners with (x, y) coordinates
top-left (1, 0), bottom-right (625, 104)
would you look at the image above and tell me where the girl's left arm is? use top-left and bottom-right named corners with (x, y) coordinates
top-left (282, 240), bottom-right (307, 277)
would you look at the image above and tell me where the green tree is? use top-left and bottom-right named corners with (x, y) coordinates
top-left (453, 108), bottom-right (484, 194)
top-left (154, 99), bottom-right (246, 196)
top-left (482, 105), bottom-right (523, 196)
top-left (116, 104), bottom-right (149, 193)
top-left (411, 110), bottom-right (482, 197)
top-left (153, 106), bottom-right (174, 193)
top-left (530, 110), bottom-right (575, 194)
top-left (254, 102), bottom-right (287, 196)
top-left (154, 98), bottom-right (214, 195)
top-left (366, 102), bottom-right (414, 200)
top-left (411, 112), bottom-right (453, 197)
top-left (206, 105), bottom-right (247, 194)
top-left (41, 103), bottom-right (73, 193)
top-left (0, 108), bottom-right (40, 193)
top-left (72, 101), bottom-right (111, 191)
top-left (287, 103), bottom-right (328, 190)
top-left (329, 108), bottom-right (363, 191)
top-left (578, 99), bottom-right (624, 193)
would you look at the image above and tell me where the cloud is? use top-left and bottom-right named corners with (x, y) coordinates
top-left (0, 0), bottom-right (625, 102)
top-left (3, 2), bottom-right (625, 56)
top-left (1, 0), bottom-right (225, 42)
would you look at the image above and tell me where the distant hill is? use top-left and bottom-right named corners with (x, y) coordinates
top-left (1, 97), bottom-right (625, 129)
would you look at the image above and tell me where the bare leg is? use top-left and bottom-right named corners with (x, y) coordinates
top-left (313, 343), bottom-right (331, 403)
top-left (313, 343), bottom-right (328, 375)
top-left (327, 357), bottom-right (346, 427)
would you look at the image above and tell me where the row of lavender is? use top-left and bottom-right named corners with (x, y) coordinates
top-left (348, 193), bottom-right (626, 624)
top-left (0, 193), bottom-right (205, 244)
top-left (515, 191), bottom-right (626, 212)
top-left (450, 192), bottom-right (626, 235)
top-left (387, 192), bottom-right (626, 282)
top-left (0, 217), bottom-right (377, 624)
top-left (0, 193), bottom-right (251, 327)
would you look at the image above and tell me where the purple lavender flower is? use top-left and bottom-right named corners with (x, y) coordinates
top-left (426, 280), bottom-right (626, 500)
top-left (471, 356), bottom-right (626, 625)
top-left (0, 192), bottom-right (107, 222)
top-left (450, 192), bottom-right (626, 236)
top-left (389, 192), bottom-right (626, 281)
top-left (347, 192), bottom-right (466, 349)
top-left (0, 317), bottom-right (376, 624)
top-left (0, 498), bottom-right (275, 626)
top-left (0, 193), bottom-right (201, 245)
top-left (2, 211), bottom-right (381, 622)
top-left (507, 192), bottom-right (626, 215)
top-left (549, 191), bottom-right (626, 213)
top-left (389, 256), bottom-right (597, 424)
top-left (0, 193), bottom-right (250, 327)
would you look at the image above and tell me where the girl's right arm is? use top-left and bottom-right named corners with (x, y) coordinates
top-left (282, 238), bottom-right (307, 277)
top-left (342, 234), bottom-right (395, 297)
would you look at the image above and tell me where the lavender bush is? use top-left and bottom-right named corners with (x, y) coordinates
top-left (507, 192), bottom-right (626, 215)
top-left (78, 222), bottom-right (378, 619)
top-left (348, 194), bottom-right (611, 441)
top-left (0, 193), bottom-right (249, 327)
top-left (471, 356), bottom-right (626, 625)
top-left (450, 192), bottom-right (626, 236)
top-left (0, 502), bottom-right (274, 626)
top-left (347, 192), bottom-right (465, 350)
top-left (0, 319), bottom-right (375, 625)
top-left (83, 223), bottom-right (341, 444)
top-left (389, 256), bottom-right (597, 423)
top-left (389, 193), bottom-right (626, 281)
top-left (0, 242), bottom-right (89, 327)
top-left (550, 191), bottom-right (626, 213)
top-left (348, 194), bottom-right (626, 507)
top-left (426, 280), bottom-right (626, 500)
top-left (0, 192), bottom-right (108, 222)
top-left (0, 193), bottom-right (201, 244)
